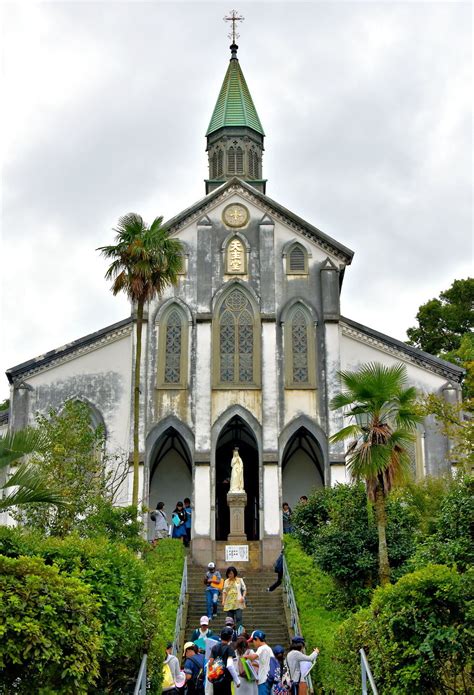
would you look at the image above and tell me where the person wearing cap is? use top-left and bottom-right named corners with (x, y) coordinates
top-left (221, 616), bottom-right (238, 642)
top-left (204, 562), bottom-right (222, 620)
top-left (183, 642), bottom-right (205, 695)
top-left (191, 615), bottom-right (218, 642)
top-left (286, 637), bottom-right (319, 695)
top-left (163, 642), bottom-right (181, 693)
top-left (208, 628), bottom-right (241, 695)
top-left (245, 631), bottom-right (275, 695)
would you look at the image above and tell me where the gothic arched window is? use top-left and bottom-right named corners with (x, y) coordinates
top-left (284, 304), bottom-right (316, 388)
top-left (287, 243), bottom-right (308, 274)
top-left (215, 288), bottom-right (260, 387)
top-left (228, 147), bottom-right (235, 174)
top-left (236, 146), bottom-right (244, 173)
top-left (157, 306), bottom-right (188, 388)
top-left (217, 150), bottom-right (224, 177)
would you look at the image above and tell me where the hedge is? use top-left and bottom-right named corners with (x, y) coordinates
top-left (0, 527), bottom-right (186, 694)
top-left (335, 565), bottom-right (473, 694)
top-left (0, 555), bottom-right (102, 694)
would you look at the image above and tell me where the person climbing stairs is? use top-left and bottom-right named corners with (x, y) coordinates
top-left (184, 563), bottom-right (290, 648)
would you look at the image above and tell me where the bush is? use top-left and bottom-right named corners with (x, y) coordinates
top-left (78, 500), bottom-right (145, 552)
top-left (0, 555), bottom-right (102, 694)
top-left (0, 527), bottom-right (186, 694)
top-left (336, 565), bottom-right (473, 694)
top-left (284, 535), bottom-right (348, 693)
top-left (412, 474), bottom-right (474, 571)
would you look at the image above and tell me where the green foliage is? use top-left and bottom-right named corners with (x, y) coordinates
top-left (412, 474), bottom-right (474, 572)
top-left (143, 539), bottom-right (187, 692)
top-left (0, 527), bottom-right (186, 694)
top-left (283, 535), bottom-right (348, 694)
top-left (78, 500), bottom-right (145, 551)
top-left (0, 554), bottom-right (102, 694)
top-left (0, 428), bottom-right (65, 511)
top-left (336, 565), bottom-right (473, 694)
top-left (407, 277), bottom-right (474, 355)
top-left (0, 398), bottom-right (9, 411)
top-left (292, 484), bottom-right (418, 601)
top-left (16, 400), bottom-right (126, 536)
top-left (407, 278), bottom-right (474, 398)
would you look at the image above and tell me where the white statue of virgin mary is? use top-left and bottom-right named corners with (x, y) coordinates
top-left (229, 447), bottom-right (245, 493)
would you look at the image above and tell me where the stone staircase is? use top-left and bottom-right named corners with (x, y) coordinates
top-left (184, 562), bottom-right (290, 649)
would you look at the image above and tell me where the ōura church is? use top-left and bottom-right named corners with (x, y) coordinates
top-left (5, 41), bottom-right (463, 565)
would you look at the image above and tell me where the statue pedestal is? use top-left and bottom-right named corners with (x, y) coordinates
top-left (227, 491), bottom-right (247, 542)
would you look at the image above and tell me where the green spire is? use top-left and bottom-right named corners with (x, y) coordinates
top-left (206, 46), bottom-right (264, 137)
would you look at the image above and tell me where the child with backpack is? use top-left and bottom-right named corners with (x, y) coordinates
top-left (207, 628), bottom-right (241, 695)
top-left (183, 642), bottom-right (206, 695)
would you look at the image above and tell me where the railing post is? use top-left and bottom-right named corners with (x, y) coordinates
top-left (359, 649), bottom-right (378, 695)
top-left (361, 650), bottom-right (367, 695)
top-left (133, 653), bottom-right (147, 695)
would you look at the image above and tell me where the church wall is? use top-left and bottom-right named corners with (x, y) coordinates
top-left (17, 334), bottom-right (133, 454)
top-left (340, 330), bottom-right (452, 475)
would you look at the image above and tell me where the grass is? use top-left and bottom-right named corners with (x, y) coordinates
top-left (284, 535), bottom-right (348, 694)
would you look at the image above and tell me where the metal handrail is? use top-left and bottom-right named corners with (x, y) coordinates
top-left (282, 555), bottom-right (314, 694)
top-left (173, 555), bottom-right (188, 656)
top-left (133, 653), bottom-right (147, 695)
top-left (360, 649), bottom-right (378, 694)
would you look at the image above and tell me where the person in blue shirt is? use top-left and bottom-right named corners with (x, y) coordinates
top-left (183, 642), bottom-right (205, 695)
top-left (184, 497), bottom-right (192, 546)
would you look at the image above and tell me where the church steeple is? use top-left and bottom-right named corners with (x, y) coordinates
top-left (205, 40), bottom-right (266, 194)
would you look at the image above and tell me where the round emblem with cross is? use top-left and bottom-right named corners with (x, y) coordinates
top-left (223, 203), bottom-right (249, 228)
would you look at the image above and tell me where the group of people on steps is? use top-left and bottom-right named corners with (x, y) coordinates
top-left (163, 558), bottom-right (319, 695)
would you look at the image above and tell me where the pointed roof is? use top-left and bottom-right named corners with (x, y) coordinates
top-left (206, 47), bottom-right (264, 137)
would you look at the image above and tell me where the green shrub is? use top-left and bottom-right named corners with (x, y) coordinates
top-left (0, 528), bottom-right (186, 694)
top-left (336, 565), bottom-right (473, 694)
top-left (284, 535), bottom-right (348, 693)
top-left (143, 538), bottom-right (186, 693)
top-left (0, 555), bottom-right (102, 694)
top-left (412, 474), bottom-right (473, 571)
top-left (78, 500), bottom-right (145, 551)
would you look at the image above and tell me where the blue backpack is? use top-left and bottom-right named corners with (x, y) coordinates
top-left (266, 656), bottom-right (281, 686)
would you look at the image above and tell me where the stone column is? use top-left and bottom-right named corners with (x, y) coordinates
top-left (227, 491), bottom-right (247, 542)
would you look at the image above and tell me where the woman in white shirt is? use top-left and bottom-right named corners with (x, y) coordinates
top-left (286, 637), bottom-right (319, 695)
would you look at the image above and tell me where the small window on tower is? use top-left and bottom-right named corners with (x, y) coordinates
top-left (217, 150), bottom-right (224, 177)
top-left (228, 147), bottom-right (235, 174)
top-left (212, 152), bottom-right (218, 179)
top-left (287, 244), bottom-right (308, 274)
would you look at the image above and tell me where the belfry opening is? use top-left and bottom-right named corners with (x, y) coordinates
top-left (215, 415), bottom-right (259, 541)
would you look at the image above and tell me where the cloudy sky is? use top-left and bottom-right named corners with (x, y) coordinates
top-left (1, 0), bottom-right (472, 401)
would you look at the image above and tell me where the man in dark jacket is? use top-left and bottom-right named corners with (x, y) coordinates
top-left (267, 552), bottom-right (283, 592)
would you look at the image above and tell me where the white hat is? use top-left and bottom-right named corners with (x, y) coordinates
top-left (200, 615), bottom-right (209, 625)
top-left (208, 562), bottom-right (215, 569)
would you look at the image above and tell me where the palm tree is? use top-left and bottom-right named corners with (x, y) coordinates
top-left (0, 429), bottom-right (65, 511)
top-left (97, 213), bottom-right (183, 507)
top-left (329, 362), bottom-right (422, 585)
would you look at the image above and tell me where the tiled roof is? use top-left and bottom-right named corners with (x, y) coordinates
top-left (206, 56), bottom-right (264, 136)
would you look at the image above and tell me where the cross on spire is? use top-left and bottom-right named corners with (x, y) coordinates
top-left (223, 9), bottom-right (244, 44)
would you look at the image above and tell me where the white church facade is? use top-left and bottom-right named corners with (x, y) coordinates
top-left (5, 42), bottom-right (463, 565)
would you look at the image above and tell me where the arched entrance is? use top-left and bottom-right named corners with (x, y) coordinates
top-left (148, 427), bottom-right (192, 540)
top-left (282, 427), bottom-right (324, 509)
top-left (215, 415), bottom-right (259, 541)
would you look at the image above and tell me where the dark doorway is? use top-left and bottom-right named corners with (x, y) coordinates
top-left (282, 427), bottom-right (324, 510)
top-left (148, 427), bottom-right (192, 540)
top-left (215, 416), bottom-right (259, 541)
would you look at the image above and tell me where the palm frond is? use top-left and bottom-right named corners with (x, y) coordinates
top-left (1, 462), bottom-right (66, 510)
top-left (0, 429), bottom-right (46, 468)
top-left (329, 424), bottom-right (362, 443)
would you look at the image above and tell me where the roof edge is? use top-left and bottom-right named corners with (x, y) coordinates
top-left (341, 316), bottom-right (465, 382)
top-left (6, 317), bottom-right (133, 383)
top-left (165, 177), bottom-right (354, 264)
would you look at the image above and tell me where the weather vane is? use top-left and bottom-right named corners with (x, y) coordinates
top-left (224, 9), bottom-right (244, 44)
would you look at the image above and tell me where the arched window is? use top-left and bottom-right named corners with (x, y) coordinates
top-left (157, 307), bottom-right (188, 388)
top-left (284, 304), bottom-right (316, 388)
top-left (228, 147), bottom-right (235, 174)
top-left (236, 146), bottom-right (243, 173)
top-left (288, 243), bottom-right (308, 274)
top-left (215, 288), bottom-right (259, 387)
top-left (217, 150), bottom-right (224, 177)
